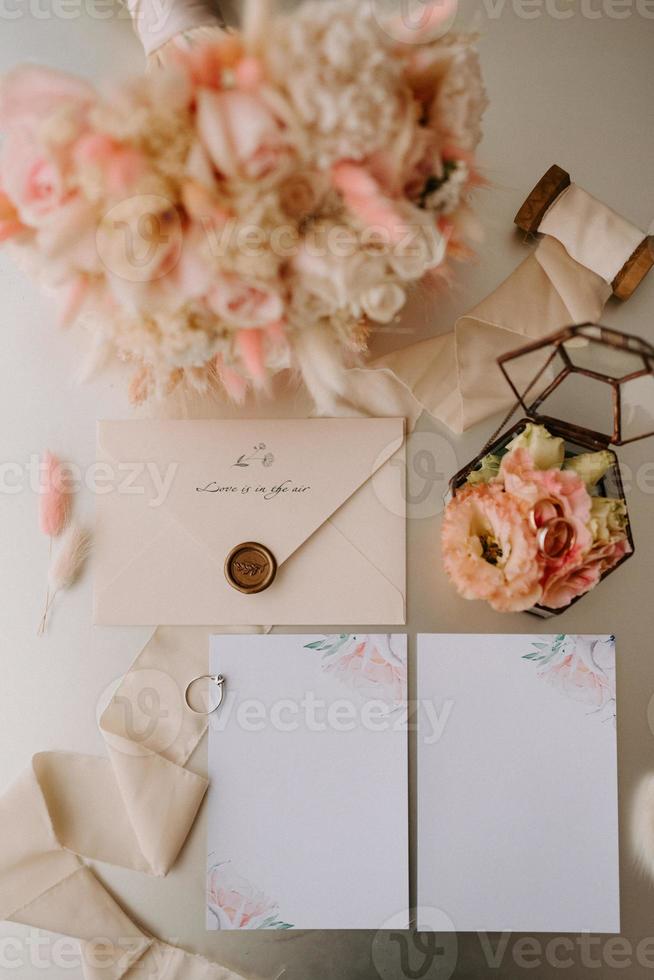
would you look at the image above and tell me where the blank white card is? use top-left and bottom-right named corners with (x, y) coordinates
top-left (417, 634), bottom-right (620, 934)
top-left (207, 634), bottom-right (409, 930)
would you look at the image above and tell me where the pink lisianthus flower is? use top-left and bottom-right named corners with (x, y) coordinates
top-left (500, 447), bottom-right (593, 555)
top-left (541, 536), bottom-right (632, 610)
top-left (442, 483), bottom-right (543, 613)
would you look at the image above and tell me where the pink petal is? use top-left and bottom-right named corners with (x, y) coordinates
top-left (332, 162), bottom-right (406, 244)
top-left (197, 89), bottom-right (239, 177)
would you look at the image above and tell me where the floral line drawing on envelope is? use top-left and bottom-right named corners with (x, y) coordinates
top-left (522, 634), bottom-right (616, 721)
top-left (305, 634), bottom-right (407, 706)
top-left (207, 862), bottom-right (294, 930)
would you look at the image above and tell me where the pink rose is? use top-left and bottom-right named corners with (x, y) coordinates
top-left (0, 68), bottom-right (93, 227)
top-left (197, 89), bottom-right (290, 180)
top-left (1, 130), bottom-right (67, 224)
top-left (442, 483), bottom-right (543, 613)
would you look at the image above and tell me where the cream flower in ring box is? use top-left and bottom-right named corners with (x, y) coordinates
top-left (441, 482), bottom-right (544, 613)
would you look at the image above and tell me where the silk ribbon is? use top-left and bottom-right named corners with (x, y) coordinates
top-left (297, 184), bottom-right (647, 431)
top-left (0, 627), bottom-right (254, 980)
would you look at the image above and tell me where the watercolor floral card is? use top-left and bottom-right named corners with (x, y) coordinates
top-left (416, 634), bottom-right (620, 934)
top-left (206, 634), bottom-right (409, 930)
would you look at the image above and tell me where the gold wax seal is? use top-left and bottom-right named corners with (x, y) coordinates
top-left (225, 542), bottom-right (277, 594)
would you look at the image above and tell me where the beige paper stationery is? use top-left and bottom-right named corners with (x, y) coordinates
top-left (207, 634), bottom-right (409, 930)
top-left (417, 634), bottom-right (620, 933)
top-left (94, 418), bottom-right (406, 627)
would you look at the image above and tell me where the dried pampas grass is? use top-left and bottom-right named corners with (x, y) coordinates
top-left (37, 449), bottom-right (91, 635)
top-left (39, 451), bottom-right (70, 538)
top-left (38, 524), bottom-right (91, 635)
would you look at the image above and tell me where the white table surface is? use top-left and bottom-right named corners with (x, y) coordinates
top-left (1, 2), bottom-right (653, 978)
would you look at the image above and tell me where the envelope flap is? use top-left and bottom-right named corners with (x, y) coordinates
top-left (97, 419), bottom-right (404, 570)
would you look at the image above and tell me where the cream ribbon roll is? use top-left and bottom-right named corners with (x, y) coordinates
top-left (298, 182), bottom-right (649, 433)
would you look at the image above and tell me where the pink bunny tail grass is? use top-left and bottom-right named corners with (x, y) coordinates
top-left (237, 328), bottom-right (266, 384)
top-left (38, 524), bottom-right (91, 635)
top-left (332, 163), bottom-right (406, 245)
top-left (39, 451), bottom-right (71, 537)
top-left (38, 450), bottom-right (72, 635)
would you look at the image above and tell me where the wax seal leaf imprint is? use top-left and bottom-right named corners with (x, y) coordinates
top-left (225, 543), bottom-right (277, 594)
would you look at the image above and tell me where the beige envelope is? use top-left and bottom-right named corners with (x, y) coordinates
top-left (94, 418), bottom-right (406, 626)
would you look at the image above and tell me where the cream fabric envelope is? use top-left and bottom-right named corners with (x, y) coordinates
top-left (94, 418), bottom-right (406, 625)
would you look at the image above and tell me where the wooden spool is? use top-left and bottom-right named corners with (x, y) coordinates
top-left (514, 164), bottom-right (653, 301)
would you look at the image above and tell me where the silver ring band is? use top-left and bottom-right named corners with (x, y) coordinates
top-left (184, 673), bottom-right (226, 715)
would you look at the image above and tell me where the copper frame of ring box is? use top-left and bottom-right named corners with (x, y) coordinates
top-left (449, 323), bottom-right (654, 618)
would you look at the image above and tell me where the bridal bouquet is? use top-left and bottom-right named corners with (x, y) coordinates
top-left (442, 424), bottom-right (632, 613)
top-left (0, 0), bottom-right (486, 403)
